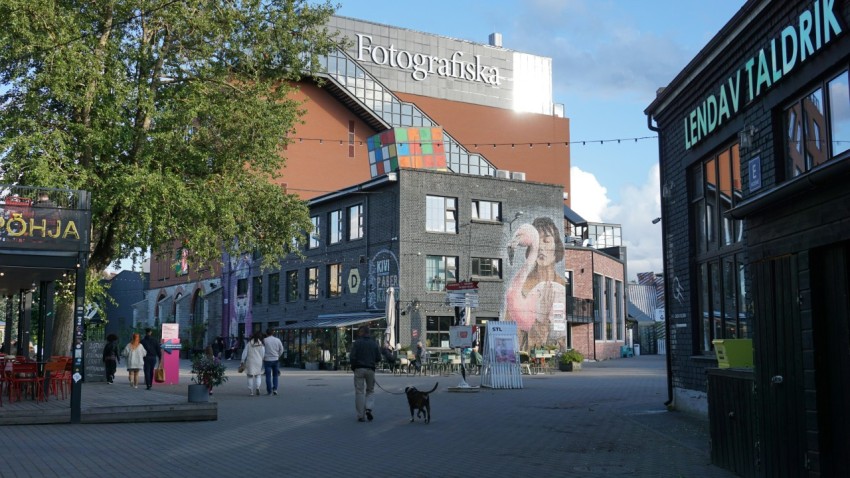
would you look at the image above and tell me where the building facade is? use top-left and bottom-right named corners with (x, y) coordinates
top-left (646, 0), bottom-right (850, 475)
top-left (136, 15), bottom-right (632, 366)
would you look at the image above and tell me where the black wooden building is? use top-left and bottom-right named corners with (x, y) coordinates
top-left (646, 0), bottom-right (850, 476)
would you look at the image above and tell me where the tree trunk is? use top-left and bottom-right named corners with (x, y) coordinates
top-left (52, 301), bottom-right (74, 357)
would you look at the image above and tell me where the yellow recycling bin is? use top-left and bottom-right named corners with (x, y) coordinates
top-left (712, 339), bottom-right (753, 369)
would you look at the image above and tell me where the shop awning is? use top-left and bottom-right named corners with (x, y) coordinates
top-left (277, 313), bottom-right (385, 330)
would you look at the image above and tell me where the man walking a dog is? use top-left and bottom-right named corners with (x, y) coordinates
top-left (349, 325), bottom-right (382, 422)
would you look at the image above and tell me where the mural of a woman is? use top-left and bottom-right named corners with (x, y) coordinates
top-left (504, 216), bottom-right (566, 350)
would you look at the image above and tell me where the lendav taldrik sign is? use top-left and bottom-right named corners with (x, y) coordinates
top-left (356, 34), bottom-right (501, 86)
top-left (683, 0), bottom-right (844, 150)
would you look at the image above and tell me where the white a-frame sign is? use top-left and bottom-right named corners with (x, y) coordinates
top-left (481, 321), bottom-right (523, 389)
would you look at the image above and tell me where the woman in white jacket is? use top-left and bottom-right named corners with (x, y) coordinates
top-left (241, 331), bottom-right (265, 396)
top-left (122, 333), bottom-right (147, 388)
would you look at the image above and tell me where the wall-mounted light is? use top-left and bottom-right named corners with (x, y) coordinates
top-left (507, 211), bottom-right (524, 230)
top-left (739, 125), bottom-right (757, 150)
top-left (652, 217), bottom-right (662, 224)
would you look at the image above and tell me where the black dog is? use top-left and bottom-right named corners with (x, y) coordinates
top-left (405, 382), bottom-right (438, 423)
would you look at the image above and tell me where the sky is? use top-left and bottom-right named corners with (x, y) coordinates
top-left (335, 0), bottom-right (745, 281)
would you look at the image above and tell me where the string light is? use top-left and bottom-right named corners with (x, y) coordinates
top-left (284, 135), bottom-right (660, 147)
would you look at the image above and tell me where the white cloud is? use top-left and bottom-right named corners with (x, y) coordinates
top-left (571, 165), bottom-right (663, 281)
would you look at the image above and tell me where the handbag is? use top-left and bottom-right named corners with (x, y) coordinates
top-left (238, 362), bottom-right (246, 373)
top-left (154, 364), bottom-right (165, 383)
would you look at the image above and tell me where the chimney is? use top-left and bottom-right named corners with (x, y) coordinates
top-left (489, 32), bottom-right (502, 48)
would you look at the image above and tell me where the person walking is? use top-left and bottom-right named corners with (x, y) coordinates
top-left (140, 328), bottom-right (162, 390)
top-left (122, 333), bottom-right (146, 388)
top-left (240, 331), bottom-right (265, 396)
top-left (349, 325), bottom-right (381, 422)
top-left (262, 328), bottom-right (284, 395)
top-left (102, 334), bottom-right (120, 384)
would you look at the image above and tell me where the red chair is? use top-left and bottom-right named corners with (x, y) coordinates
top-left (9, 362), bottom-right (42, 402)
top-left (41, 360), bottom-right (68, 400)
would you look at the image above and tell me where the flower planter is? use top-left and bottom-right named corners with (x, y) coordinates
top-left (559, 361), bottom-right (581, 372)
top-left (188, 383), bottom-right (209, 402)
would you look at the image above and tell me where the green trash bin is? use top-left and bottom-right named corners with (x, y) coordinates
top-left (712, 339), bottom-right (753, 368)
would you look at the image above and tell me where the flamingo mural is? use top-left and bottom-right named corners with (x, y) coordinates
top-left (505, 223), bottom-right (540, 332)
top-left (504, 217), bottom-right (566, 350)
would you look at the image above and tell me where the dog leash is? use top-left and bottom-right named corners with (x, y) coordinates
top-left (373, 380), bottom-right (407, 395)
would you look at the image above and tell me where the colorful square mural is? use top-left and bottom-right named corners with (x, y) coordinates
top-left (367, 127), bottom-right (447, 177)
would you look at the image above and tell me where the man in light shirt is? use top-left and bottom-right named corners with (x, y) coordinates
top-left (262, 328), bottom-right (284, 395)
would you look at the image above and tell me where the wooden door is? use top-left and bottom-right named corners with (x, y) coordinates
top-left (753, 255), bottom-right (806, 477)
top-left (811, 242), bottom-right (850, 476)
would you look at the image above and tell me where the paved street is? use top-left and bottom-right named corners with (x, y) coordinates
top-left (0, 355), bottom-right (735, 477)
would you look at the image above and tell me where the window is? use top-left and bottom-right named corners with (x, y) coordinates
top-left (691, 144), bottom-right (750, 353)
top-left (697, 254), bottom-right (751, 353)
top-left (426, 315), bottom-right (452, 348)
top-left (471, 257), bottom-right (501, 279)
top-left (426, 195), bottom-right (457, 233)
top-left (348, 204), bottom-right (363, 240)
top-left (783, 68), bottom-right (850, 179)
top-left (237, 278), bottom-right (248, 297)
top-left (329, 210), bottom-right (342, 244)
top-left (327, 263), bottom-right (342, 298)
top-left (605, 277), bottom-right (614, 340)
top-left (252, 276), bottom-right (263, 305)
top-left (692, 143), bottom-right (743, 253)
top-left (565, 270), bottom-right (574, 297)
top-left (306, 267), bottom-right (319, 301)
top-left (425, 255), bottom-right (457, 291)
top-left (593, 274), bottom-right (602, 340)
top-left (309, 216), bottom-right (320, 249)
top-left (268, 273), bottom-right (280, 304)
top-left (285, 271), bottom-right (299, 302)
top-left (471, 200), bottom-right (501, 222)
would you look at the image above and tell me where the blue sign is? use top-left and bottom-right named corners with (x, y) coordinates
top-left (749, 156), bottom-right (761, 192)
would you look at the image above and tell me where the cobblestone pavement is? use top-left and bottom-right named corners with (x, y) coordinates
top-left (0, 355), bottom-right (735, 478)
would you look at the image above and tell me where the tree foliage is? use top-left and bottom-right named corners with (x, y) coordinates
top-left (0, 0), bottom-right (342, 272)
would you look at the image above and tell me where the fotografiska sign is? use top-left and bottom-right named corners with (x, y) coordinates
top-left (684, 0), bottom-right (843, 150)
top-left (357, 34), bottom-right (501, 86)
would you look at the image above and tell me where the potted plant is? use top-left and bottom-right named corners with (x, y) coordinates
top-left (558, 349), bottom-right (584, 372)
top-left (303, 342), bottom-right (320, 370)
top-left (189, 354), bottom-right (228, 401)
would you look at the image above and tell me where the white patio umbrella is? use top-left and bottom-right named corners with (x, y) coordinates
top-left (385, 287), bottom-right (396, 348)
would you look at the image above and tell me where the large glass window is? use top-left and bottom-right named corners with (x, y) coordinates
top-left (426, 196), bottom-right (457, 233)
top-left (309, 216), bottom-right (320, 249)
top-left (471, 257), bottom-right (501, 279)
top-left (425, 255), bottom-right (457, 291)
top-left (252, 276), bottom-right (263, 305)
top-left (828, 71), bottom-right (850, 157)
top-left (783, 67), bottom-right (850, 178)
top-left (693, 143), bottom-right (743, 254)
top-left (691, 143), bottom-right (750, 353)
top-left (306, 267), bottom-right (319, 301)
top-left (696, 255), bottom-right (750, 352)
top-left (285, 270), bottom-right (299, 303)
top-left (347, 204), bottom-right (363, 240)
top-left (329, 210), bottom-right (342, 244)
top-left (319, 48), bottom-right (497, 178)
top-left (268, 273), bottom-right (280, 305)
top-left (471, 200), bottom-right (501, 222)
top-left (426, 316), bottom-right (452, 348)
top-left (327, 263), bottom-right (342, 298)
top-left (593, 274), bottom-right (602, 339)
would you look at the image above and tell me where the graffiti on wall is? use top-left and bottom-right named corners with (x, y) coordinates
top-left (227, 252), bottom-right (253, 340)
top-left (367, 249), bottom-right (399, 310)
top-left (502, 216), bottom-right (566, 350)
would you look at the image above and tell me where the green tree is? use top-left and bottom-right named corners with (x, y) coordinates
top-left (0, 0), bottom-right (341, 354)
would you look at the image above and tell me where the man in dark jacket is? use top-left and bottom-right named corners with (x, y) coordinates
top-left (349, 325), bottom-right (382, 422)
top-left (140, 328), bottom-right (162, 390)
